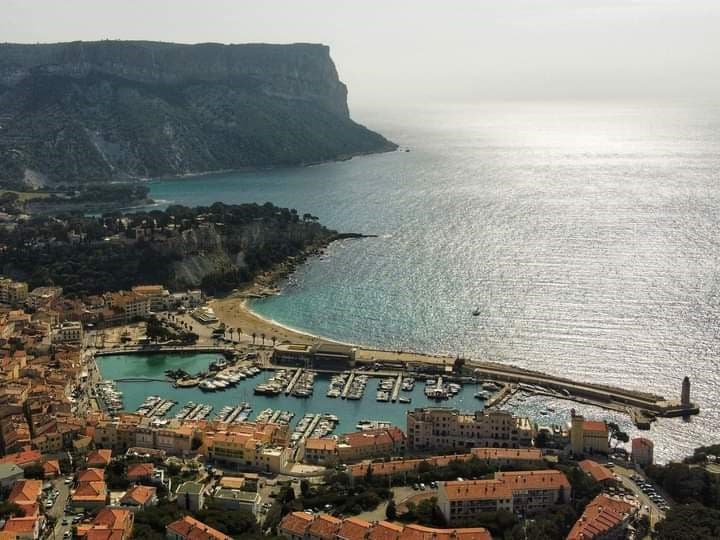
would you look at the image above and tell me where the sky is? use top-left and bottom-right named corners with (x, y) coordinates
top-left (1, 0), bottom-right (719, 106)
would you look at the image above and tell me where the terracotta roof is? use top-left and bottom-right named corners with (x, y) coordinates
top-left (582, 421), bottom-right (608, 433)
top-left (127, 462), bottom-right (154, 479)
top-left (87, 449), bottom-right (112, 467)
top-left (78, 468), bottom-right (105, 482)
top-left (73, 481), bottom-right (107, 502)
top-left (579, 460), bottom-right (614, 483)
top-left (279, 512), bottom-right (314, 537)
top-left (400, 524), bottom-right (491, 540)
top-left (92, 507), bottom-right (133, 531)
top-left (470, 447), bottom-right (543, 461)
top-left (85, 530), bottom-right (125, 540)
top-left (0, 449), bottom-right (41, 467)
top-left (307, 514), bottom-right (343, 540)
top-left (166, 516), bottom-right (232, 540)
top-left (2, 517), bottom-right (38, 534)
top-left (368, 521), bottom-right (404, 540)
top-left (120, 485), bottom-right (157, 506)
top-left (441, 479), bottom-right (512, 501)
top-left (343, 428), bottom-right (404, 449)
top-left (495, 469), bottom-right (571, 491)
top-left (305, 438), bottom-right (338, 451)
top-left (336, 516), bottom-right (372, 540)
top-left (8, 479), bottom-right (42, 504)
top-left (42, 459), bottom-right (61, 477)
top-left (567, 494), bottom-right (634, 539)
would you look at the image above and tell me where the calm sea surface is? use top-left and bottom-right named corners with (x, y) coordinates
top-left (146, 102), bottom-right (720, 462)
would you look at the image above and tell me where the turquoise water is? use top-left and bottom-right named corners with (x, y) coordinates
top-left (96, 353), bottom-right (484, 431)
top-left (147, 102), bottom-right (720, 462)
top-left (96, 353), bottom-right (639, 440)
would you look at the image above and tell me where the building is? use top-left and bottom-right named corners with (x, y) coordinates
top-left (106, 292), bottom-right (151, 322)
top-left (1, 516), bottom-right (43, 540)
top-left (437, 470), bottom-right (571, 525)
top-left (347, 447), bottom-right (545, 479)
top-left (206, 426), bottom-right (290, 473)
top-left (131, 285), bottom-right (171, 312)
top-left (86, 449), bottom-right (113, 469)
top-left (570, 411), bottom-right (609, 455)
top-left (278, 513), bottom-right (492, 540)
top-left (126, 462), bottom-right (154, 482)
top-left (578, 460), bottom-right (615, 486)
top-left (631, 437), bottom-right (654, 467)
top-left (567, 494), bottom-right (636, 539)
top-left (0, 463), bottom-right (24, 488)
top-left (120, 485), bottom-right (158, 511)
top-left (80, 507), bottom-right (135, 540)
top-left (166, 516), bottom-right (232, 540)
top-left (211, 487), bottom-right (260, 514)
top-left (176, 481), bottom-right (205, 512)
top-left (407, 408), bottom-right (533, 451)
top-left (8, 480), bottom-right (43, 516)
top-left (53, 321), bottom-right (84, 344)
top-left (71, 471), bottom-right (108, 509)
top-left (336, 427), bottom-right (406, 463)
top-left (303, 438), bottom-right (338, 465)
top-left (25, 287), bottom-right (62, 309)
top-left (0, 278), bottom-right (28, 306)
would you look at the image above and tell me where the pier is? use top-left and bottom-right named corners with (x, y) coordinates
top-left (341, 372), bottom-right (356, 399)
top-left (468, 360), bottom-right (699, 423)
top-left (285, 368), bottom-right (304, 395)
top-left (390, 373), bottom-right (403, 402)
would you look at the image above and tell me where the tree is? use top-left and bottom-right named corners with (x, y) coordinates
top-left (386, 499), bottom-right (397, 520)
top-left (22, 463), bottom-right (45, 479)
top-left (252, 333), bottom-right (257, 345)
top-left (654, 503), bottom-right (720, 540)
top-left (607, 422), bottom-right (629, 448)
top-left (300, 479), bottom-right (311, 497)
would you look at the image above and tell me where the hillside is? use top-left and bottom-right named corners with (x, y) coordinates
top-left (0, 41), bottom-right (396, 186)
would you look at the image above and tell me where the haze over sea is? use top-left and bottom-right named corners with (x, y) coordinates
top-left (149, 101), bottom-right (720, 462)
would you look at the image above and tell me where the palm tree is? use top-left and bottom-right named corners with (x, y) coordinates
top-left (261, 333), bottom-right (266, 346)
top-left (252, 332), bottom-right (257, 345)
top-left (271, 335), bottom-right (277, 348)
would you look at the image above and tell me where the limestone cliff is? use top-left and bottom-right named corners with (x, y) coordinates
top-left (0, 41), bottom-right (396, 185)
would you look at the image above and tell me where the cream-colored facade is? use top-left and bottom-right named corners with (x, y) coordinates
top-left (407, 408), bottom-right (533, 451)
top-left (570, 413), bottom-right (609, 455)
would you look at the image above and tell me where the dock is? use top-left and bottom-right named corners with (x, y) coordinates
top-left (341, 372), bottom-right (356, 399)
top-left (285, 368), bottom-right (303, 395)
top-left (390, 373), bottom-right (403, 402)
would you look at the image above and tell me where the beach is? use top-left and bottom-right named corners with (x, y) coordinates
top-left (210, 294), bottom-right (456, 367)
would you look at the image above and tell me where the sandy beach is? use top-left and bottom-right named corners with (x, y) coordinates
top-left (209, 293), bottom-right (456, 367)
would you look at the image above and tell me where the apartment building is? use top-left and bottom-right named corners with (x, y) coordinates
top-left (631, 437), bottom-right (654, 467)
top-left (25, 287), bottom-right (63, 310)
top-left (437, 470), bottom-right (571, 525)
top-left (278, 513), bottom-right (492, 540)
top-left (567, 494), bottom-right (637, 540)
top-left (106, 292), bottom-right (151, 322)
top-left (131, 285), bottom-right (171, 312)
top-left (347, 447), bottom-right (545, 479)
top-left (0, 278), bottom-right (28, 306)
top-left (407, 408), bottom-right (533, 451)
top-left (207, 429), bottom-right (289, 473)
top-left (53, 321), bottom-right (83, 344)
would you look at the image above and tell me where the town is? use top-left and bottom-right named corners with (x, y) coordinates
top-left (0, 275), bottom-right (717, 540)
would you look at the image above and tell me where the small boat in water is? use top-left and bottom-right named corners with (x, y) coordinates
top-left (472, 308), bottom-right (481, 316)
top-left (399, 396), bottom-right (411, 404)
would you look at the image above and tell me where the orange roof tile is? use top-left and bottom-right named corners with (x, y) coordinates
top-left (307, 514), bottom-right (343, 540)
top-left (495, 469), bottom-right (571, 491)
top-left (8, 480), bottom-right (42, 505)
top-left (166, 516), bottom-right (231, 540)
top-left (2, 517), bottom-right (38, 534)
top-left (441, 479), bottom-right (512, 501)
top-left (279, 512), bottom-right (314, 537)
top-left (368, 521), bottom-right (404, 540)
top-left (42, 459), bottom-right (61, 477)
top-left (305, 438), bottom-right (338, 451)
top-left (583, 421), bottom-right (608, 433)
top-left (337, 517), bottom-right (372, 540)
top-left (86, 449), bottom-right (112, 467)
top-left (127, 462), bottom-right (154, 479)
top-left (579, 460), bottom-right (614, 483)
top-left (120, 485), bottom-right (157, 506)
top-left (77, 468), bottom-right (105, 482)
top-left (567, 494), bottom-right (634, 539)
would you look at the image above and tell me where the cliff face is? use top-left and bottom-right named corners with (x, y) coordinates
top-left (0, 41), bottom-right (395, 185)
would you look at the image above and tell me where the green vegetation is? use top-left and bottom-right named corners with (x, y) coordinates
top-left (0, 501), bottom-right (24, 520)
top-left (146, 316), bottom-right (198, 344)
top-left (654, 504), bottom-right (720, 540)
top-left (646, 461), bottom-right (720, 507)
top-left (0, 202), bottom-right (335, 295)
top-left (0, 41), bottom-right (395, 184)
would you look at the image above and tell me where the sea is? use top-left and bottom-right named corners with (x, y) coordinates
top-left (142, 101), bottom-right (720, 463)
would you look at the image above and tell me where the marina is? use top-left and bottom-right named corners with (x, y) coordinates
top-left (95, 352), bottom-right (640, 441)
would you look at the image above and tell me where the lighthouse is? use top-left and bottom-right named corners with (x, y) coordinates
top-left (681, 376), bottom-right (691, 407)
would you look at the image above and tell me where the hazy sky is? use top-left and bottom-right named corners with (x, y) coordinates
top-left (2, 1), bottom-right (719, 106)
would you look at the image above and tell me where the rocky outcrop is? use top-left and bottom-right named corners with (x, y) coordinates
top-left (0, 41), bottom-right (396, 185)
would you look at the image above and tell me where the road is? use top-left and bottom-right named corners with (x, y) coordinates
top-left (610, 463), bottom-right (666, 530)
top-left (47, 477), bottom-right (71, 540)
